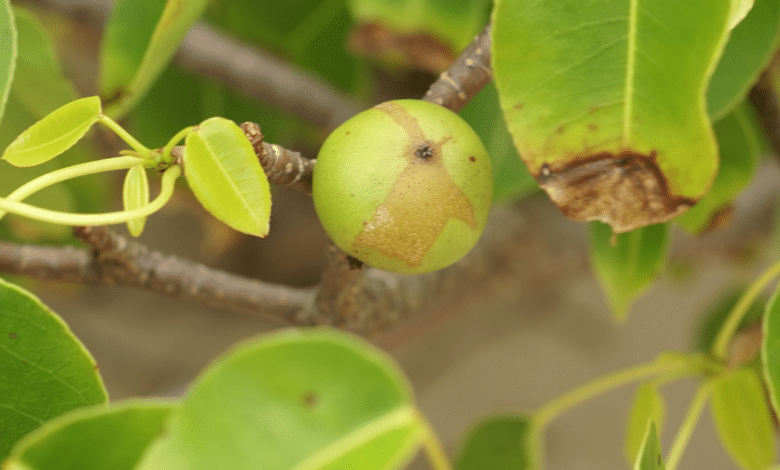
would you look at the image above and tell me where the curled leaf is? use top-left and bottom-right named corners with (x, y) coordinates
top-left (122, 165), bottom-right (150, 237)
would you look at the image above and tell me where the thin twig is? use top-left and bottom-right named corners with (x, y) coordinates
top-left (241, 122), bottom-right (314, 194)
top-left (422, 24), bottom-right (493, 112)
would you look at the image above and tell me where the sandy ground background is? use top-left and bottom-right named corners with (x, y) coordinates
top-left (15, 159), bottom-right (780, 470)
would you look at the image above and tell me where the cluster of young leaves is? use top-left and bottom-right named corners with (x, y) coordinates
top-left (0, 1), bottom-right (272, 238)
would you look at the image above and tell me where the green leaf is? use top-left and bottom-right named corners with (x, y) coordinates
top-left (708, 0), bottom-right (780, 120)
top-left (625, 383), bottom-right (665, 465)
top-left (102, 0), bottom-right (210, 119)
top-left (492, 0), bottom-right (732, 233)
top-left (711, 368), bottom-right (776, 470)
top-left (1, 96), bottom-right (101, 167)
top-left (135, 329), bottom-right (424, 470)
top-left (11, 6), bottom-right (79, 119)
top-left (460, 82), bottom-right (538, 203)
top-left (0, 0), bottom-right (16, 127)
top-left (183, 117), bottom-right (271, 237)
top-left (762, 279), bottom-right (780, 418)
top-left (676, 101), bottom-right (761, 233)
top-left (122, 165), bottom-right (150, 237)
top-left (3, 401), bottom-right (174, 470)
top-left (633, 421), bottom-right (664, 470)
top-left (589, 222), bottom-right (669, 320)
top-left (455, 414), bottom-right (537, 470)
top-left (0, 277), bottom-right (107, 461)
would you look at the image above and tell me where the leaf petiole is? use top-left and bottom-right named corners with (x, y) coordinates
top-left (0, 164), bottom-right (181, 225)
top-left (533, 354), bottom-right (706, 430)
top-left (665, 380), bottom-right (713, 470)
top-left (98, 114), bottom-right (150, 152)
top-left (0, 155), bottom-right (153, 221)
top-left (420, 414), bottom-right (453, 470)
top-left (712, 258), bottom-right (780, 360)
top-left (161, 126), bottom-right (195, 163)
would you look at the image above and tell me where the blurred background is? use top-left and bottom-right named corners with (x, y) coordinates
top-left (2, 0), bottom-right (779, 468)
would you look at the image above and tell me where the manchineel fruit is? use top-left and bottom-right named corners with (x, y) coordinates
top-left (312, 99), bottom-right (493, 274)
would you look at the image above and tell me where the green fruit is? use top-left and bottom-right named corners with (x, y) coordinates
top-left (313, 99), bottom-right (493, 274)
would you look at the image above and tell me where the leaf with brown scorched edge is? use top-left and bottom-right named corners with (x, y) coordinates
top-left (675, 101), bottom-right (761, 233)
top-left (589, 221), bottom-right (669, 320)
top-left (183, 117), bottom-right (271, 238)
top-left (492, 0), bottom-right (733, 233)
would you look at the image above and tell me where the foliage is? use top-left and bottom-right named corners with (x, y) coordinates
top-left (2, 0), bottom-right (780, 469)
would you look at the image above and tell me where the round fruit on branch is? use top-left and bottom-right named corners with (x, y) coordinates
top-left (313, 99), bottom-right (493, 274)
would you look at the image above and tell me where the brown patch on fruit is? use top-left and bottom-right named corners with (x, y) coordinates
top-left (352, 102), bottom-right (477, 268)
top-left (535, 152), bottom-right (694, 233)
top-left (348, 22), bottom-right (455, 73)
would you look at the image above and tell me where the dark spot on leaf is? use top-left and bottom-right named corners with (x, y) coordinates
top-left (514, 103), bottom-right (524, 110)
top-left (345, 131), bottom-right (350, 135)
top-left (469, 156), bottom-right (476, 162)
top-left (555, 125), bottom-right (564, 134)
top-left (588, 124), bottom-right (597, 131)
top-left (8, 332), bottom-right (16, 339)
top-left (302, 391), bottom-right (319, 408)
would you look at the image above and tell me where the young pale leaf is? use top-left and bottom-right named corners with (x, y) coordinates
top-left (633, 421), bottom-right (664, 470)
top-left (711, 368), bottom-right (776, 470)
top-left (624, 383), bottom-right (665, 465)
top-left (135, 329), bottom-right (424, 470)
top-left (762, 280), bottom-right (780, 417)
top-left (0, 0), bottom-right (16, 127)
top-left (102, 0), bottom-right (209, 119)
top-left (589, 222), bottom-right (670, 320)
top-left (3, 401), bottom-right (174, 470)
top-left (11, 6), bottom-right (79, 118)
top-left (0, 277), bottom-right (107, 461)
top-left (676, 101), bottom-right (761, 233)
top-left (183, 117), bottom-right (271, 237)
top-left (493, 0), bottom-right (732, 233)
top-left (708, 0), bottom-right (780, 120)
top-left (122, 165), bottom-right (150, 237)
top-left (455, 414), bottom-right (537, 470)
top-left (1, 96), bottom-right (101, 167)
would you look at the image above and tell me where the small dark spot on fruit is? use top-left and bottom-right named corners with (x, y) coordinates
top-left (345, 131), bottom-right (350, 135)
top-left (469, 156), bottom-right (476, 162)
top-left (302, 391), bottom-right (319, 408)
top-left (415, 142), bottom-right (434, 159)
top-left (588, 124), bottom-right (597, 131)
top-left (8, 332), bottom-right (16, 339)
top-left (555, 125), bottom-right (564, 134)
top-left (514, 103), bottom-right (524, 110)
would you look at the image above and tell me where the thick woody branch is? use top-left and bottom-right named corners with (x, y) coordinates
top-left (0, 226), bottom-right (314, 322)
